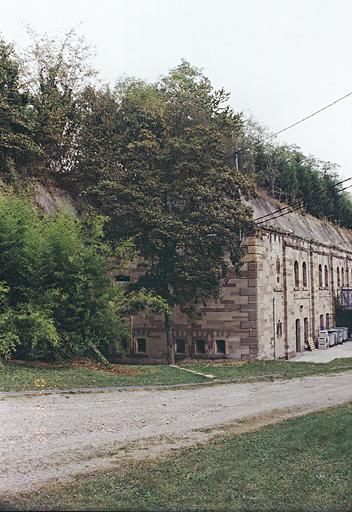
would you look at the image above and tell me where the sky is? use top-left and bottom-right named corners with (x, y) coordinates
top-left (2, 0), bottom-right (352, 178)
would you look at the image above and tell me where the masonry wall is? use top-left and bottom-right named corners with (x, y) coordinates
top-left (255, 230), bottom-right (352, 360)
top-left (128, 236), bottom-right (262, 361)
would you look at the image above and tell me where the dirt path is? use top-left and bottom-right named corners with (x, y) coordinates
top-left (1, 372), bottom-right (352, 496)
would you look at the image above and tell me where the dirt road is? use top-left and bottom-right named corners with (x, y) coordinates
top-left (1, 372), bottom-right (352, 496)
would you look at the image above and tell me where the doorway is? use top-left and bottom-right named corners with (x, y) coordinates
top-left (304, 318), bottom-right (309, 346)
top-left (296, 319), bottom-right (301, 352)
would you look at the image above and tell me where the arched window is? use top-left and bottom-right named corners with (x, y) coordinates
top-left (342, 268), bottom-right (345, 287)
top-left (346, 268), bottom-right (349, 287)
top-left (337, 267), bottom-right (340, 288)
top-left (302, 262), bottom-right (307, 288)
top-left (320, 314), bottom-right (324, 330)
top-left (326, 313), bottom-right (330, 329)
top-left (294, 261), bottom-right (299, 288)
top-left (318, 264), bottom-right (323, 288)
top-left (324, 265), bottom-right (328, 289)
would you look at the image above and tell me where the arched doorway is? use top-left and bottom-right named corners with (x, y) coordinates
top-left (296, 319), bottom-right (301, 353)
top-left (304, 318), bottom-right (309, 345)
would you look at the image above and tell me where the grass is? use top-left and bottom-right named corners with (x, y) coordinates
top-left (0, 361), bottom-right (205, 392)
top-left (5, 403), bottom-right (352, 511)
top-left (180, 357), bottom-right (352, 381)
top-left (1, 357), bottom-right (352, 392)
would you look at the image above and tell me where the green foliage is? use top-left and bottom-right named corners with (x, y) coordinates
top-left (254, 137), bottom-right (352, 227)
top-left (0, 193), bottom-right (125, 360)
top-left (0, 37), bottom-right (41, 177)
top-left (75, 61), bottom-right (254, 314)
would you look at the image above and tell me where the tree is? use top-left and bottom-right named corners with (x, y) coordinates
top-left (22, 29), bottom-right (95, 179)
top-left (74, 62), bottom-right (255, 363)
top-left (0, 38), bottom-right (40, 178)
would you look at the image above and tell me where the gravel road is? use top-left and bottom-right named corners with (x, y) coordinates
top-left (1, 372), bottom-right (352, 496)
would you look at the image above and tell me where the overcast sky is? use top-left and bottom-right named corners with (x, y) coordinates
top-left (3, 0), bottom-right (352, 178)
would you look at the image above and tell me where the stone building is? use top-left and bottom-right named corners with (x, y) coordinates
top-left (115, 191), bottom-right (352, 361)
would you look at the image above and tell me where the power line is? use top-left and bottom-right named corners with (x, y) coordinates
top-left (255, 182), bottom-right (352, 226)
top-left (255, 204), bottom-right (303, 226)
top-left (231, 89), bottom-right (352, 160)
top-left (254, 176), bottom-right (352, 222)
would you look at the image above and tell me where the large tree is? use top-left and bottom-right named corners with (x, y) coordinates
top-left (0, 38), bottom-right (40, 177)
top-left (74, 62), bottom-right (255, 363)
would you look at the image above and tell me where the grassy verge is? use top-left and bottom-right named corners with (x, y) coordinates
top-left (0, 361), bottom-right (205, 392)
top-left (5, 404), bottom-right (352, 511)
top-left (1, 357), bottom-right (352, 392)
top-left (181, 357), bottom-right (352, 381)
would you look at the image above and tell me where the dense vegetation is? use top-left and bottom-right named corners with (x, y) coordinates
top-left (0, 193), bottom-right (126, 360)
top-left (1, 30), bottom-right (352, 361)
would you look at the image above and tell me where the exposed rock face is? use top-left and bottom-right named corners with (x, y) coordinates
top-left (34, 182), bottom-right (76, 214)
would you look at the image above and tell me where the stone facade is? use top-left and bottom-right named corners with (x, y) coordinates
top-left (121, 192), bottom-right (352, 362)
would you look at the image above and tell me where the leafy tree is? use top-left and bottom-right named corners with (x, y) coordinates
top-left (74, 62), bottom-right (255, 363)
top-left (22, 29), bottom-right (95, 178)
top-left (0, 38), bottom-right (40, 177)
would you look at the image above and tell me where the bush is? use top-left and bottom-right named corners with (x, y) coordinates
top-left (0, 193), bottom-right (126, 360)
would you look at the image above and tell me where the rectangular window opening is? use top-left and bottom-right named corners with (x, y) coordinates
top-left (136, 338), bottom-right (146, 353)
top-left (215, 340), bottom-right (226, 355)
top-left (195, 339), bottom-right (206, 354)
top-left (115, 275), bottom-right (131, 282)
top-left (176, 339), bottom-right (185, 354)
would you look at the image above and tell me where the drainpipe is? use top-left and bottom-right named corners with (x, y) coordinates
top-left (330, 251), bottom-right (335, 325)
top-left (309, 246), bottom-right (316, 339)
top-left (272, 298), bottom-right (277, 360)
top-left (282, 239), bottom-right (289, 359)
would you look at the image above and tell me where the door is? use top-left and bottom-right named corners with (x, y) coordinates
top-left (296, 319), bottom-right (301, 352)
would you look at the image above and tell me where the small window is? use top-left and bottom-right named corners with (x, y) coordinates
top-left (294, 261), bottom-right (299, 288)
top-left (326, 313), bottom-right (330, 329)
top-left (136, 338), bottom-right (146, 353)
top-left (318, 264), bottom-right (323, 288)
top-left (337, 267), bottom-right (340, 288)
top-left (176, 339), bottom-right (185, 354)
top-left (215, 340), bottom-right (226, 355)
top-left (276, 320), bottom-right (283, 337)
top-left (302, 262), bottom-right (307, 288)
top-left (346, 269), bottom-right (349, 287)
top-left (195, 339), bottom-right (205, 354)
top-left (320, 314), bottom-right (324, 330)
top-left (115, 275), bottom-right (130, 282)
top-left (342, 268), bottom-right (345, 287)
top-left (324, 265), bottom-right (328, 288)
top-left (276, 258), bottom-right (280, 284)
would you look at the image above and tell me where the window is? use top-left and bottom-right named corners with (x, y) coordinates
top-left (320, 314), bottom-right (324, 330)
top-left (176, 339), bottom-right (185, 354)
top-left (302, 262), bottom-right (307, 288)
top-left (276, 320), bottom-right (283, 337)
top-left (215, 340), bottom-right (226, 355)
top-left (346, 269), bottom-right (349, 287)
top-left (276, 258), bottom-right (281, 284)
top-left (337, 267), bottom-right (340, 288)
top-left (115, 275), bottom-right (130, 282)
top-left (136, 338), bottom-right (146, 353)
top-left (294, 261), bottom-right (299, 288)
top-left (326, 313), bottom-right (330, 329)
top-left (318, 264), bottom-right (323, 288)
top-left (324, 265), bottom-right (329, 289)
top-left (342, 268), bottom-right (345, 287)
top-left (195, 339), bottom-right (205, 354)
